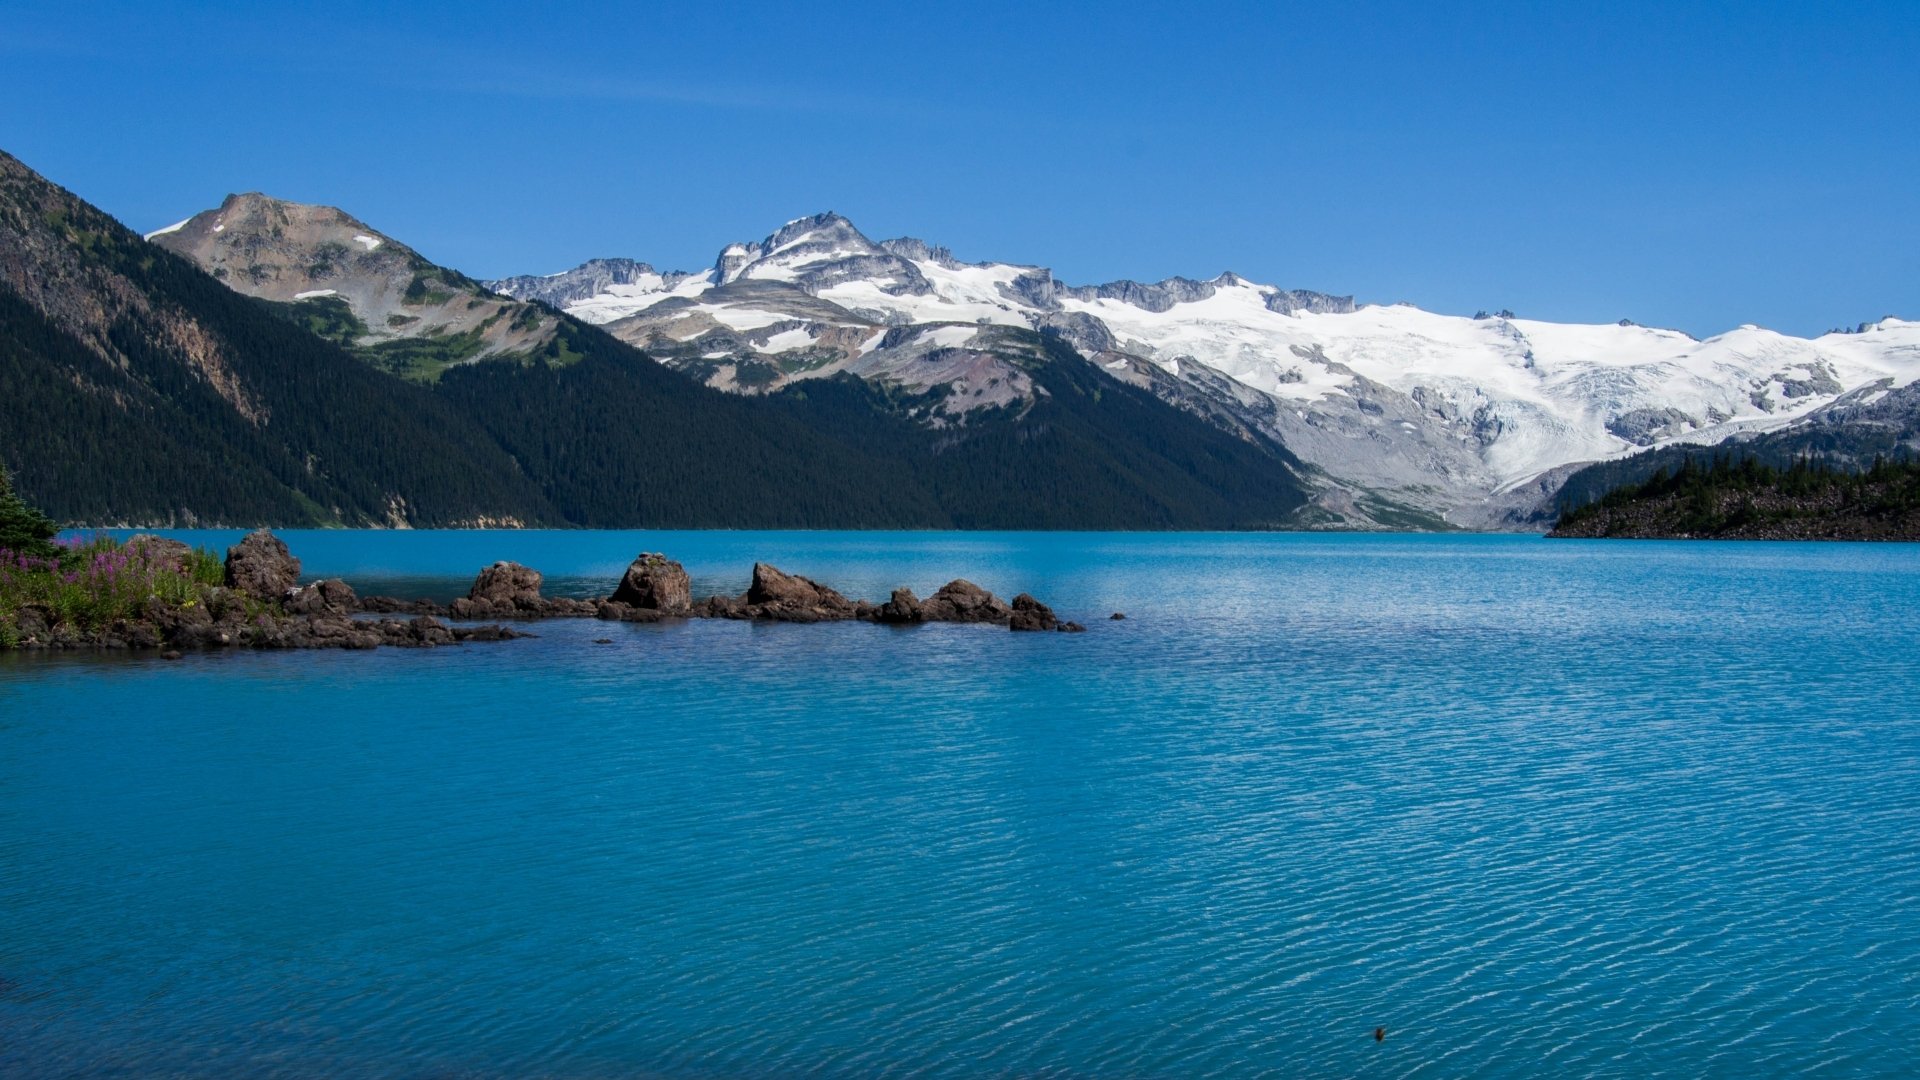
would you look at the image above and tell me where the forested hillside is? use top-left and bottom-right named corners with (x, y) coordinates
top-left (1550, 454), bottom-right (1920, 540)
top-left (0, 150), bottom-right (1313, 530)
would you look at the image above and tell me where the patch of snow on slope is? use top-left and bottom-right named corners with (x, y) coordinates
top-left (737, 247), bottom-right (877, 283)
top-left (819, 271), bottom-right (1027, 327)
top-left (706, 308), bottom-right (791, 332)
top-left (293, 289), bottom-right (338, 299)
top-left (566, 272), bottom-right (715, 324)
top-left (759, 328), bottom-right (815, 352)
top-left (353, 234), bottom-right (382, 251)
top-left (920, 325), bottom-right (980, 349)
top-left (144, 218), bottom-right (192, 240)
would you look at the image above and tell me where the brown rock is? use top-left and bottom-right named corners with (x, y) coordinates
top-left (919, 580), bottom-right (1012, 624)
top-left (223, 529), bottom-right (301, 602)
top-left (469, 561), bottom-right (544, 606)
top-left (285, 578), bottom-right (358, 616)
top-left (1008, 593), bottom-right (1058, 632)
top-left (124, 534), bottom-right (195, 574)
top-left (875, 587), bottom-right (923, 624)
top-left (609, 553), bottom-right (692, 613)
top-left (692, 594), bottom-right (745, 619)
top-left (741, 563), bottom-right (858, 621)
top-left (355, 595), bottom-right (446, 616)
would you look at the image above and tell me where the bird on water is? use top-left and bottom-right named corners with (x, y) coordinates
top-left (1374, 1027), bottom-right (1386, 1042)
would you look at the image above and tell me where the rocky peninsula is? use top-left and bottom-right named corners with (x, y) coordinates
top-left (0, 529), bottom-right (1086, 652)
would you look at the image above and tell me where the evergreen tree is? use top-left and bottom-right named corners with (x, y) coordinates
top-left (0, 462), bottom-right (57, 557)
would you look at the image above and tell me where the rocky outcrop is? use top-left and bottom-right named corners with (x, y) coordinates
top-left (693, 562), bottom-right (864, 622)
top-left (5, 533), bottom-right (1091, 651)
top-left (918, 580), bottom-right (1013, 624)
top-left (6, 576), bottom-right (523, 651)
top-left (609, 553), bottom-right (691, 613)
top-left (123, 534), bottom-right (194, 574)
top-left (875, 587), bottom-right (923, 624)
top-left (469, 561), bottom-right (544, 606)
top-left (1007, 593), bottom-right (1089, 633)
top-left (224, 528), bottom-right (301, 602)
top-left (1008, 593), bottom-right (1058, 632)
top-left (449, 561), bottom-right (596, 619)
top-left (285, 578), bottom-right (357, 616)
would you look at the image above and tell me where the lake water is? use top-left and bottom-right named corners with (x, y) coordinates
top-left (2, 531), bottom-right (1917, 1077)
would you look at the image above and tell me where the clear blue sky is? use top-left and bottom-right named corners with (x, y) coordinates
top-left (3, 1), bottom-right (1913, 337)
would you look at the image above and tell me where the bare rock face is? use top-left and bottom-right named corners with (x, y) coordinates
top-left (875, 587), bottom-right (923, 624)
top-left (919, 580), bottom-right (1012, 624)
top-left (285, 578), bottom-right (358, 616)
top-left (224, 529), bottom-right (300, 602)
top-left (1007, 593), bottom-right (1058, 632)
top-left (609, 553), bottom-right (691, 613)
top-left (469, 561), bottom-right (544, 606)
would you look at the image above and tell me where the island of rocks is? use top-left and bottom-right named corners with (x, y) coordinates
top-left (3, 530), bottom-right (1086, 652)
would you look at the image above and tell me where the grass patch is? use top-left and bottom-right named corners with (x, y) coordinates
top-left (0, 533), bottom-right (225, 640)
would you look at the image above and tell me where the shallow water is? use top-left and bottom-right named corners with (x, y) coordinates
top-left (2, 531), bottom-right (1917, 1077)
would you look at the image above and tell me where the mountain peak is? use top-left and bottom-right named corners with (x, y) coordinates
top-left (713, 211), bottom-right (888, 286)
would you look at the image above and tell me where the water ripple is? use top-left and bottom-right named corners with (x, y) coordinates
top-left (3, 533), bottom-right (1919, 1077)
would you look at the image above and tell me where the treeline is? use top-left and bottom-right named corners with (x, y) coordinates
top-left (1550, 453), bottom-right (1920, 539)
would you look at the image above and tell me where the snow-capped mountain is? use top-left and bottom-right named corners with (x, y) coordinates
top-left (488, 213), bottom-right (1920, 526)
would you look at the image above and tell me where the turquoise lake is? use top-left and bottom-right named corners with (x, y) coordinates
top-left (2, 530), bottom-right (1917, 1077)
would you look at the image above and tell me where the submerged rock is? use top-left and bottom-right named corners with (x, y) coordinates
top-left (355, 595), bottom-right (447, 616)
top-left (595, 599), bottom-right (666, 623)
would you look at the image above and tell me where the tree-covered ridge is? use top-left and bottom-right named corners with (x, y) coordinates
top-left (1549, 454), bottom-right (1920, 539)
top-left (0, 148), bottom-right (1315, 531)
top-left (0, 150), bottom-right (560, 527)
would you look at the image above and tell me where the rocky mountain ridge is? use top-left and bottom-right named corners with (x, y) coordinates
top-left (3, 149), bottom-right (1316, 531)
top-left (486, 213), bottom-right (1919, 528)
top-left (148, 193), bottom-right (561, 380)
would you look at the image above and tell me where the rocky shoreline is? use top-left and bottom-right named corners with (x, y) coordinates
top-left (3, 530), bottom-right (1087, 652)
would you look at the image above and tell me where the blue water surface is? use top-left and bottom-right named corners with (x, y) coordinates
top-left (2, 531), bottom-right (1917, 1077)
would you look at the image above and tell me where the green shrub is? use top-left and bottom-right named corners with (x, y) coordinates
top-left (0, 532), bottom-right (226, 639)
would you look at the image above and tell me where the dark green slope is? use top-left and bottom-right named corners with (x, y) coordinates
top-left (1554, 389), bottom-right (1920, 517)
top-left (434, 319), bottom-right (948, 528)
top-left (1, 148), bottom-right (1312, 530)
top-left (0, 150), bottom-right (557, 526)
top-left (767, 334), bottom-right (1311, 530)
top-left (1551, 453), bottom-right (1920, 540)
